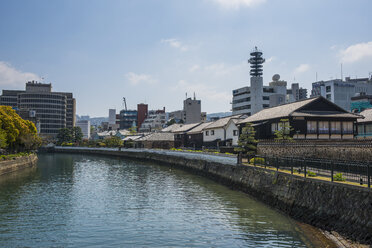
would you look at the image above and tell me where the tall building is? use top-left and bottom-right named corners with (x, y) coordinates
top-left (311, 76), bottom-right (372, 111)
top-left (137, 103), bottom-right (148, 129)
top-left (76, 120), bottom-right (90, 139)
top-left (108, 109), bottom-right (116, 124)
top-left (183, 96), bottom-right (201, 124)
top-left (0, 81), bottom-right (76, 136)
top-left (139, 108), bottom-right (166, 132)
top-left (119, 110), bottom-right (137, 129)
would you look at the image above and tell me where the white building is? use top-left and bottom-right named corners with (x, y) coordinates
top-left (108, 109), bottom-right (116, 124)
top-left (139, 110), bottom-right (166, 132)
top-left (202, 115), bottom-right (245, 147)
top-left (76, 120), bottom-right (90, 139)
top-left (311, 77), bottom-right (372, 111)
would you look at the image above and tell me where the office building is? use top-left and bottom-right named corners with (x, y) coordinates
top-left (0, 81), bottom-right (76, 136)
top-left (183, 96), bottom-right (201, 124)
top-left (311, 76), bottom-right (372, 111)
top-left (137, 103), bottom-right (148, 129)
top-left (108, 109), bottom-right (116, 124)
top-left (119, 109), bottom-right (137, 129)
top-left (76, 120), bottom-right (90, 139)
top-left (139, 108), bottom-right (166, 132)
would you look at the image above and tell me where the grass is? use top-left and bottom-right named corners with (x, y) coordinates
top-left (0, 152), bottom-right (34, 160)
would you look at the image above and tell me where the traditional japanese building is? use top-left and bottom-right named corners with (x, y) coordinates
top-left (238, 96), bottom-right (361, 140)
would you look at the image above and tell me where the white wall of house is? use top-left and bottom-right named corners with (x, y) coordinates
top-left (226, 121), bottom-right (239, 145)
top-left (203, 128), bottom-right (224, 142)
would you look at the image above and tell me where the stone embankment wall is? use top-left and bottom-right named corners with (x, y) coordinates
top-left (0, 154), bottom-right (38, 176)
top-left (54, 147), bottom-right (372, 244)
top-left (258, 140), bottom-right (372, 161)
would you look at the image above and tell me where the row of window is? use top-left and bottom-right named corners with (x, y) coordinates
top-left (20, 94), bottom-right (66, 100)
top-left (20, 104), bottom-right (66, 109)
top-left (205, 130), bottom-right (238, 136)
top-left (233, 105), bottom-right (251, 111)
top-left (232, 97), bottom-right (250, 104)
top-left (307, 121), bottom-right (353, 134)
top-left (20, 99), bottom-right (66, 104)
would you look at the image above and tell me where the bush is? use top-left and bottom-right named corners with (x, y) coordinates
top-left (61, 142), bottom-right (74, 146)
top-left (333, 173), bottom-right (346, 181)
top-left (0, 152), bottom-right (33, 160)
top-left (249, 157), bottom-right (265, 165)
top-left (307, 171), bottom-right (317, 177)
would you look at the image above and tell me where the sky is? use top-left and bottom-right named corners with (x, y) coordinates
top-left (0, 0), bottom-right (372, 117)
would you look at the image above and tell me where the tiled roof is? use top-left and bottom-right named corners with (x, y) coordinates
top-left (358, 108), bottom-right (372, 123)
top-left (161, 124), bottom-right (183, 132)
top-left (136, 132), bottom-right (174, 141)
top-left (238, 97), bottom-right (359, 124)
top-left (123, 135), bottom-right (142, 141)
top-left (173, 122), bottom-right (202, 133)
top-left (204, 115), bottom-right (244, 129)
top-left (117, 130), bottom-right (131, 136)
top-left (187, 122), bottom-right (213, 134)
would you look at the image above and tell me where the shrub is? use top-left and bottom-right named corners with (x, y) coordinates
top-left (249, 157), bottom-right (265, 165)
top-left (333, 173), bottom-right (346, 181)
top-left (307, 171), bottom-right (316, 177)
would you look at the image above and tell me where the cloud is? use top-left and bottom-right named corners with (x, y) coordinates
top-left (0, 61), bottom-right (40, 87)
top-left (211, 0), bottom-right (266, 9)
top-left (339, 41), bottom-right (372, 64)
top-left (266, 56), bottom-right (276, 64)
top-left (294, 64), bottom-right (310, 74)
top-left (189, 65), bottom-right (200, 72)
top-left (161, 38), bottom-right (188, 51)
top-left (204, 62), bottom-right (245, 76)
top-left (126, 72), bottom-right (157, 86)
top-left (173, 80), bottom-right (231, 102)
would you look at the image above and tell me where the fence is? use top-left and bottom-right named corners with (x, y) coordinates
top-left (237, 154), bottom-right (371, 188)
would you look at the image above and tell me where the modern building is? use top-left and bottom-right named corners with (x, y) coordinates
top-left (0, 81), bottom-right (76, 136)
top-left (168, 95), bottom-right (202, 124)
top-left (119, 109), bottom-right (138, 129)
top-left (238, 96), bottom-right (360, 140)
top-left (139, 108), bottom-right (166, 132)
top-left (311, 76), bottom-right (372, 111)
top-left (137, 103), bottom-right (148, 129)
top-left (350, 93), bottom-right (372, 113)
top-left (76, 120), bottom-right (90, 139)
top-left (108, 109), bottom-right (116, 124)
top-left (16, 109), bottom-right (41, 133)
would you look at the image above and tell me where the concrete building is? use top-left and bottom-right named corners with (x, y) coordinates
top-left (119, 109), bottom-right (137, 129)
top-left (311, 76), bottom-right (372, 111)
top-left (0, 81), bottom-right (76, 136)
top-left (76, 120), bottom-right (90, 139)
top-left (168, 95), bottom-right (202, 124)
top-left (351, 93), bottom-right (372, 113)
top-left (108, 109), bottom-right (116, 124)
top-left (137, 103), bottom-right (148, 129)
top-left (139, 108), bottom-right (166, 132)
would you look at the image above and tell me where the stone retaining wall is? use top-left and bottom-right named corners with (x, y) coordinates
top-left (258, 141), bottom-right (372, 161)
top-left (53, 147), bottom-right (372, 245)
top-left (0, 154), bottom-right (38, 176)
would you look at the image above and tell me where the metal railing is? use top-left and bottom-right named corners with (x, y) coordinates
top-left (237, 154), bottom-right (371, 188)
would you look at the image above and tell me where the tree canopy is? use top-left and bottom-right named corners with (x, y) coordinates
top-left (274, 119), bottom-right (293, 141)
top-left (0, 106), bottom-right (41, 153)
top-left (57, 126), bottom-right (83, 145)
top-left (234, 123), bottom-right (257, 156)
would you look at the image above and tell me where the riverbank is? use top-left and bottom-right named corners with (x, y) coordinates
top-left (51, 147), bottom-right (372, 246)
top-left (0, 153), bottom-right (38, 176)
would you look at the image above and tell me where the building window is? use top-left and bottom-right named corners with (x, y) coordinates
top-left (307, 121), bottom-right (317, 134)
top-left (326, 85), bottom-right (331, 92)
top-left (211, 130), bottom-right (214, 135)
top-left (271, 123), bottom-right (277, 133)
top-left (263, 104), bottom-right (270, 108)
top-left (262, 96), bottom-right (269, 100)
top-left (358, 124), bottom-right (365, 135)
top-left (326, 94), bottom-right (331, 100)
top-left (365, 124), bottom-right (372, 135)
top-left (342, 122), bottom-right (353, 134)
top-left (318, 121), bottom-right (329, 134)
top-left (233, 130), bottom-right (238, 136)
top-left (330, 121), bottom-right (341, 134)
top-left (206, 131), bottom-right (209, 136)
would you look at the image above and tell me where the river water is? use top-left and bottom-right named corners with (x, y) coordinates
top-left (0, 153), bottom-right (318, 247)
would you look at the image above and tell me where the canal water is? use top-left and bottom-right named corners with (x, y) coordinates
top-left (0, 153), bottom-right (318, 247)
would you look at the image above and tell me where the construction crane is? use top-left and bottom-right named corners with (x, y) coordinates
top-left (123, 97), bottom-right (127, 111)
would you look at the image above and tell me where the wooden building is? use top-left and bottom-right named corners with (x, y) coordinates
top-left (238, 96), bottom-right (361, 140)
top-left (356, 108), bottom-right (372, 139)
top-left (173, 122), bottom-right (202, 148)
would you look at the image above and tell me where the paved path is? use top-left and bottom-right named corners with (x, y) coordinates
top-left (55, 147), bottom-right (238, 166)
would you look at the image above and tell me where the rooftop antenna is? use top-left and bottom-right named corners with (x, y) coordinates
top-left (193, 92), bottom-right (196, 100)
top-left (123, 97), bottom-right (127, 111)
top-left (341, 63), bottom-right (343, 81)
top-left (186, 92), bottom-right (187, 99)
top-left (316, 72), bottom-right (318, 82)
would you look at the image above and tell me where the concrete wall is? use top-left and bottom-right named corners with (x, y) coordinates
top-left (0, 154), bottom-right (38, 176)
top-left (53, 147), bottom-right (372, 244)
top-left (257, 140), bottom-right (372, 161)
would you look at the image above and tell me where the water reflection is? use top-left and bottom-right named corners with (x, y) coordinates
top-left (0, 153), bottom-right (315, 247)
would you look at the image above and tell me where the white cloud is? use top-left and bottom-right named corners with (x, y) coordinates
top-left (266, 56), bottom-right (276, 63)
top-left (211, 0), bottom-right (266, 9)
top-left (189, 65), bottom-right (200, 72)
top-left (126, 72), bottom-right (157, 86)
top-left (204, 62), bottom-right (245, 76)
top-left (173, 80), bottom-right (231, 102)
top-left (0, 61), bottom-right (40, 87)
top-left (161, 38), bottom-right (188, 52)
top-left (339, 41), bottom-right (372, 64)
top-left (294, 64), bottom-right (310, 74)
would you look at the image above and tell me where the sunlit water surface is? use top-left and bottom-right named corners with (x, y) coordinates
top-left (0, 154), bottom-right (316, 247)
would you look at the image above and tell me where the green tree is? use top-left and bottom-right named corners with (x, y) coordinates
top-left (104, 136), bottom-right (123, 147)
top-left (166, 118), bottom-right (176, 126)
top-left (56, 128), bottom-right (73, 145)
top-left (129, 126), bottom-right (137, 135)
top-left (274, 119), bottom-right (293, 141)
top-left (72, 126), bottom-right (83, 143)
top-left (234, 123), bottom-right (257, 156)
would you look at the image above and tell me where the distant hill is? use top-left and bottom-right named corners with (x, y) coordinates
top-left (206, 112), bottom-right (232, 121)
